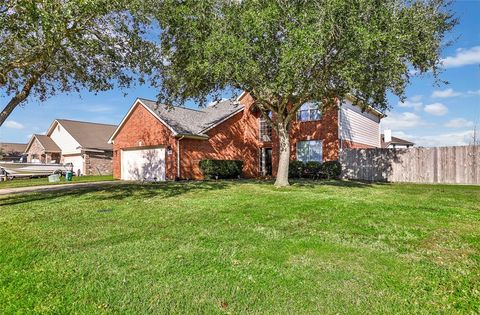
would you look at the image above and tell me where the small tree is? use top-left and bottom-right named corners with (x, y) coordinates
top-left (0, 0), bottom-right (158, 126)
top-left (472, 123), bottom-right (480, 146)
top-left (153, 0), bottom-right (455, 186)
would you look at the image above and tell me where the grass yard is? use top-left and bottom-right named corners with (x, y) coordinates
top-left (0, 175), bottom-right (114, 189)
top-left (0, 180), bottom-right (479, 314)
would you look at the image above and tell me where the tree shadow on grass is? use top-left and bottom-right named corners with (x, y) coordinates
top-left (0, 179), bottom-right (391, 207)
top-left (290, 179), bottom-right (384, 189)
top-left (0, 181), bottom-right (232, 207)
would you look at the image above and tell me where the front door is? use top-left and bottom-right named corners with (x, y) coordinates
top-left (261, 148), bottom-right (273, 176)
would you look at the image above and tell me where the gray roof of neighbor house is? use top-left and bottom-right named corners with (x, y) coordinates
top-left (55, 119), bottom-right (117, 151)
top-left (0, 142), bottom-right (27, 155)
top-left (33, 135), bottom-right (62, 152)
top-left (139, 98), bottom-right (244, 136)
top-left (381, 134), bottom-right (415, 148)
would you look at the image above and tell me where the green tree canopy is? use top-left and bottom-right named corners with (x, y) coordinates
top-left (0, 0), bottom-right (158, 126)
top-left (153, 0), bottom-right (456, 186)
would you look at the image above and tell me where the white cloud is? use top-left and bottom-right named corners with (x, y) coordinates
top-left (85, 106), bottom-right (114, 113)
top-left (392, 130), bottom-right (475, 147)
top-left (441, 46), bottom-right (480, 68)
top-left (444, 118), bottom-right (474, 129)
top-left (410, 95), bottom-right (423, 102)
top-left (467, 89), bottom-right (480, 96)
top-left (4, 120), bottom-right (24, 129)
top-left (415, 131), bottom-right (473, 147)
top-left (398, 100), bottom-right (423, 111)
top-left (431, 88), bottom-right (461, 98)
top-left (381, 112), bottom-right (425, 130)
top-left (424, 103), bottom-right (448, 116)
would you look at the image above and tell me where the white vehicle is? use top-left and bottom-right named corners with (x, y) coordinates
top-left (0, 162), bottom-right (74, 179)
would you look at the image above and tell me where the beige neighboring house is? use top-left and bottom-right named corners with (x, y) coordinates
top-left (24, 135), bottom-right (62, 163)
top-left (24, 119), bottom-right (117, 175)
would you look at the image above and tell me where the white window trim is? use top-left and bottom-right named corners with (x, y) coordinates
top-left (296, 140), bottom-right (323, 162)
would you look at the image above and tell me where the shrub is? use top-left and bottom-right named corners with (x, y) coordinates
top-left (289, 160), bottom-right (305, 178)
top-left (320, 160), bottom-right (342, 179)
top-left (199, 159), bottom-right (243, 179)
top-left (304, 161), bottom-right (322, 179)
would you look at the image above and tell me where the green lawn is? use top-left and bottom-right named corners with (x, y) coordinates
top-left (0, 175), bottom-right (114, 189)
top-left (0, 180), bottom-right (479, 314)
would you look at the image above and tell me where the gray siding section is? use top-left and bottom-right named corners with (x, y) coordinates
top-left (339, 101), bottom-right (380, 147)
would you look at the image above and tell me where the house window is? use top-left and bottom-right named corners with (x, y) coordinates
top-left (259, 117), bottom-right (272, 142)
top-left (297, 102), bottom-right (321, 122)
top-left (296, 140), bottom-right (323, 162)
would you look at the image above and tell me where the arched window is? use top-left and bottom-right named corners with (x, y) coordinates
top-left (297, 102), bottom-right (321, 122)
top-left (259, 111), bottom-right (273, 142)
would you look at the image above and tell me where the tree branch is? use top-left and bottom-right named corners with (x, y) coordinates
top-left (0, 65), bottom-right (47, 126)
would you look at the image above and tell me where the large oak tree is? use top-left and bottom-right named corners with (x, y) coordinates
top-left (153, 0), bottom-right (456, 186)
top-left (0, 0), bottom-right (157, 126)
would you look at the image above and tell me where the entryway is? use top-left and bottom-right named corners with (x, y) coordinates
top-left (260, 148), bottom-right (272, 176)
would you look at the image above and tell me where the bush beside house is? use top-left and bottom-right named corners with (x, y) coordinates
top-left (199, 160), bottom-right (243, 179)
top-left (289, 160), bottom-right (342, 179)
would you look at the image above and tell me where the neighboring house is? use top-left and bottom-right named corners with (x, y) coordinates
top-left (0, 142), bottom-right (27, 162)
top-left (109, 92), bottom-right (384, 181)
top-left (24, 119), bottom-right (117, 175)
top-left (24, 135), bottom-right (62, 163)
top-left (381, 130), bottom-right (415, 148)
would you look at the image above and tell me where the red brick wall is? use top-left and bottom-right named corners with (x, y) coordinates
top-left (112, 95), bottom-right (368, 180)
top-left (239, 94), bottom-right (340, 176)
top-left (112, 102), bottom-right (178, 180)
top-left (179, 104), bottom-right (261, 179)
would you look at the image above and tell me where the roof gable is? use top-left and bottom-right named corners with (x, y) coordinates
top-left (25, 135), bottom-right (61, 153)
top-left (48, 119), bottom-right (116, 151)
top-left (110, 98), bottom-right (244, 142)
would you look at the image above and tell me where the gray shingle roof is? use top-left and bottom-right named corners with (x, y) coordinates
top-left (34, 135), bottom-right (62, 152)
top-left (139, 98), bottom-right (244, 136)
top-left (381, 134), bottom-right (415, 148)
top-left (56, 119), bottom-right (117, 151)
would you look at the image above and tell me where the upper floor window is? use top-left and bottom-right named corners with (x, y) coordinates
top-left (297, 102), bottom-right (321, 122)
top-left (259, 117), bottom-right (272, 142)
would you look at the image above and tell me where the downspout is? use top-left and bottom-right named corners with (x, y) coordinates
top-left (176, 136), bottom-right (185, 180)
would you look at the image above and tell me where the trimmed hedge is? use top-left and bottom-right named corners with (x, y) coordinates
top-left (320, 160), bottom-right (342, 179)
top-left (199, 159), bottom-right (243, 179)
top-left (304, 161), bottom-right (322, 179)
top-left (288, 160), bottom-right (342, 179)
top-left (289, 160), bottom-right (305, 178)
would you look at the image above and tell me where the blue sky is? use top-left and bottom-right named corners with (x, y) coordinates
top-left (1, 1), bottom-right (479, 147)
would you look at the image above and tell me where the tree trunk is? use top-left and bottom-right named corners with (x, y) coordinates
top-left (274, 122), bottom-right (290, 187)
top-left (0, 69), bottom-right (44, 127)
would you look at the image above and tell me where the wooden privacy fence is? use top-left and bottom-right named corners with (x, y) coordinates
top-left (340, 146), bottom-right (480, 185)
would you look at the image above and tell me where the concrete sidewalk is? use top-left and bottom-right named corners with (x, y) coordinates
top-left (0, 181), bottom-right (121, 196)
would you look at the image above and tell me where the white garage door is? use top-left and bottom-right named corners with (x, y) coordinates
top-left (64, 155), bottom-right (84, 176)
top-left (121, 147), bottom-right (166, 181)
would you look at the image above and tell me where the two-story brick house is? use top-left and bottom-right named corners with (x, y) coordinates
top-left (109, 92), bottom-right (383, 181)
